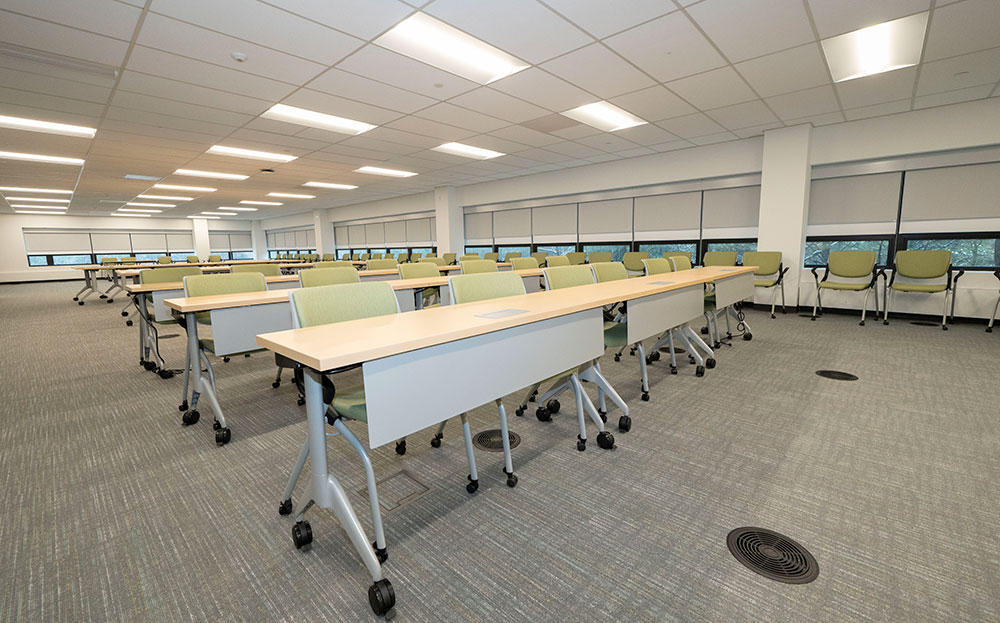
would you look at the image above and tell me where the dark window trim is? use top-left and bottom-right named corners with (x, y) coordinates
top-left (804, 234), bottom-right (895, 268)
top-left (699, 237), bottom-right (758, 265)
top-left (899, 231), bottom-right (1000, 271)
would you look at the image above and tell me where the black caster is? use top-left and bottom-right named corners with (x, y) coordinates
top-left (576, 437), bottom-right (586, 452)
top-left (514, 406), bottom-right (525, 416)
top-left (223, 357), bottom-right (231, 363)
top-left (297, 397), bottom-right (305, 406)
top-left (597, 431), bottom-right (615, 449)
top-left (528, 391), bottom-right (537, 402)
top-left (695, 365), bottom-right (706, 377)
top-left (107, 299), bottom-right (114, 304)
top-left (466, 475), bottom-right (478, 494)
top-left (743, 333), bottom-right (752, 341)
top-left (701, 326), bottom-right (708, 334)
top-left (244, 354), bottom-right (251, 358)
top-left (688, 356), bottom-right (696, 364)
top-left (430, 433), bottom-right (442, 448)
top-left (619, 415), bottom-right (631, 432)
top-left (125, 320), bottom-right (133, 327)
top-left (394, 440), bottom-right (406, 455)
top-left (771, 314), bottom-right (776, 319)
top-left (986, 327), bottom-right (992, 333)
top-left (614, 354), bottom-right (620, 362)
top-left (372, 541), bottom-right (388, 564)
top-left (536, 407), bottom-right (551, 422)
top-left (598, 410), bottom-right (607, 423)
top-left (278, 499), bottom-right (292, 515)
top-left (670, 366), bottom-right (678, 375)
top-left (215, 427), bottom-right (231, 445)
top-left (651, 351), bottom-right (661, 362)
top-left (100, 294), bottom-right (106, 299)
top-left (178, 401), bottom-right (188, 412)
top-left (942, 326), bottom-right (948, 331)
top-left (713, 342), bottom-right (721, 349)
top-left (143, 361), bottom-right (156, 371)
top-left (158, 369), bottom-right (174, 379)
top-left (213, 419), bottom-right (221, 430)
top-left (706, 358), bottom-right (716, 369)
top-left (73, 297), bottom-right (78, 301)
top-left (368, 579), bottom-right (395, 617)
top-left (181, 409), bottom-right (200, 425)
top-left (859, 321), bottom-right (865, 326)
top-left (78, 301), bottom-right (84, 306)
top-left (811, 316), bottom-right (816, 321)
top-left (641, 392), bottom-right (649, 401)
top-left (629, 347), bottom-right (636, 356)
top-left (503, 467), bottom-right (518, 488)
top-left (546, 399), bottom-right (560, 414)
top-left (292, 521), bottom-right (312, 550)
top-left (883, 320), bottom-right (889, 325)
top-left (272, 381), bottom-right (280, 388)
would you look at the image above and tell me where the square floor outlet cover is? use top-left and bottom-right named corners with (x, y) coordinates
top-left (366, 470), bottom-right (431, 513)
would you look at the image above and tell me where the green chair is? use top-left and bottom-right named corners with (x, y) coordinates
top-left (120, 256), bottom-right (137, 265)
top-left (668, 255), bottom-right (693, 271)
top-left (622, 251), bottom-right (649, 276)
top-left (641, 259), bottom-right (716, 376)
top-left (157, 255), bottom-right (172, 264)
top-left (410, 252), bottom-right (423, 262)
top-left (545, 256), bottom-right (570, 267)
top-left (663, 251), bottom-right (692, 263)
top-left (424, 253), bottom-right (437, 258)
top-left (399, 261), bottom-right (441, 308)
top-left (587, 251), bottom-right (612, 263)
top-left (367, 258), bottom-right (399, 270)
top-left (483, 252), bottom-right (498, 262)
top-left (641, 258), bottom-right (673, 275)
top-left (509, 257), bottom-right (540, 270)
top-left (186, 256), bottom-right (200, 263)
top-left (341, 253), bottom-right (351, 261)
top-left (207, 254), bottom-right (223, 263)
top-left (314, 260), bottom-right (353, 269)
top-left (504, 252), bottom-right (522, 260)
top-left (567, 252), bottom-right (585, 265)
top-left (321, 253), bottom-right (335, 261)
top-left (883, 250), bottom-right (954, 329)
top-left (461, 259), bottom-right (498, 274)
top-left (987, 271), bottom-right (999, 333)
top-left (279, 281), bottom-right (483, 574)
top-left (232, 263), bottom-right (281, 277)
top-left (420, 257), bottom-right (447, 267)
top-left (299, 267), bottom-right (360, 288)
top-left (370, 253), bottom-right (382, 259)
top-left (530, 252), bottom-right (548, 266)
top-left (742, 251), bottom-right (788, 319)
top-left (99, 257), bottom-right (119, 280)
top-left (179, 272), bottom-right (268, 445)
top-left (351, 253), bottom-right (361, 261)
top-left (396, 252), bottom-right (409, 263)
top-left (459, 254), bottom-right (480, 262)
top-left (703, 251), bottom-right (737, 267)
top-left (358, 253), bottom-right (369, 261)
top-left (135, 266), bottom-right (201, 375)
top-left (443, 252), bottom-right (457, 265)
top-left (811, 250), bottom-right (879, 325)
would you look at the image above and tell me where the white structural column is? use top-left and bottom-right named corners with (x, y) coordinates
top-left (251, 219), bottom-right (267, 260)
top-left (313, 209), bottom-right (334, 256)
top-left (434, 186), bottom-right (463, 254)
top-left (757, 125), bottom-right (812, 307)
top-left (191, 217), bottom-right (211, 260)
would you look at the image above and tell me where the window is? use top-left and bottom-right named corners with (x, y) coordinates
top-left (464, 246), bottom-right (493, 256)
top-left (268, 250), bottom-right (280, 259)
top-left (232, 251), bottom-right (254, 260)
top-left (497, 245), bottom-right (530, 260)
top-left (135, 253), bottom-right (161, 262)
top-left (638, 242), bottom-right (697, 261)
top-left (410, 247), bottom-right (433, 256)
top-left (704, 239), bottom-right (758, 264)
top-left (28, 255), bottom-right (48, 266)
top-left (171, 252), bottom-right (193, 262)
top-left (388, 248), bottom-right (407, 256)
top-left (804, 236), bottom-right (892, 267)
top-left (369, 248), bottom-right (387, 256)
top-left (95, 253), bottom-right (124, 262)
top-left (53, 254), bottom-right (93, 266)
top-left (903, 235), bottom-right (1000, 270)
top-left (535, 243), bottom-right (576, 257)
top-left (582, 243), bottom-right (629, 262)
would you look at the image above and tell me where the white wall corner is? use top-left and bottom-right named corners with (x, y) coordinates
top-left (313, 209), bottom-right (335, 255)
top-left (191, 218), bottom-right (211, 260)
top-left (434, 186), bottom-right (462, 254)
top-left (251, 219), bottom-right (267, 260)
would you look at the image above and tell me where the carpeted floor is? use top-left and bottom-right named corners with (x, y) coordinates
top-left (1, 280), bottom-right (998, 622)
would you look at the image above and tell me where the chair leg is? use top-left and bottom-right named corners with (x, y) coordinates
top-left (496, 399), bottom-right (517, 487)
top-left (579, 363), bottom-right (628, 418)
top-left (988, 296), bottom-right (999, 333)
top-left (458, 413), bottom-right (479, 492)
top-left (812, 286), bottom-right (821, 320)
top-left (515, 382), bottom-right (541, 416)
top-left (883, 287), bottom-right (892, 325)
top-left (333, 418), bottom-right (387, 559)
top-left (636, 342), bottom-right (649, 401)
top-left (273, 366), bottom-right (283, 388)
top-left (770, 285), bottom-right (778, 318)
top-left (941, 289), bottom-right (950, 330)
top-left (860, 289), bottom-right (871, 326)
top-left (280, 436), bottom-right (311, 513)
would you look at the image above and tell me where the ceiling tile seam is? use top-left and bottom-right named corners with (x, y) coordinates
top-left (540, 0), bottom-right (679, 41)
top-left (110, 89), bottom-right (268, 122)
top-left (0, 7), bottom-right (135, 44)
top-left (909, 4), bottom-right (938, 110)
top-left (799, 0), bottom-right (848, 124)
top-left (257, 0), bottom-right (422, 51)
top-left (0, 86), bottom-right (109, 117)
top-left (117, 69), bottom-right (275, 105)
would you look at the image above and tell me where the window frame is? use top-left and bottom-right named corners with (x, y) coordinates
top-left (803, 234), bottom-right (895, 268)
top-left (700, 237), bottom-right (758, 265)
top-left (899, 231), bottom-right (1000, 271)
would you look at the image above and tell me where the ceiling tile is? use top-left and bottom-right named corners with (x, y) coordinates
top-left (666, 67), bottom-right (757, 110)
top-left (0, 68), bottom-right (112, 104)
top-left (458, 134), bottom-right (533, 154)
top-left (488, 125), bottom-right (564, 147)
top-left (447, 88), bottom-right (550, 124)
top-left (0, 0), bottom-right (141, 40)
top-left (574, 134), bottom-right (639, 152)
top-left (508, 147), bottom-right (566, 163)
top-left (281, 89), bottom-right (405, 125)
top-left (541, 43), bottom-right (656, 99)
top-left (914, 84), bottom-right (994, 109)
top-left (104, 105), bottom-right (236, 139)
top-left (843, 99), bottom-right (912, 120)
top-left (414, 102), bottom-right (509, 133)
top-left (117, 71), bottom-right (271, 116)
top-left (732, 121), bottom-right (785, 139)
top-left (734, 43), bottom-right (831, 98)
top-left (655, 112), bottom-right (726, 138)
top-left (784, 111), bottom-right (845, 126)
top-left (608, 86), bottom-right (696, 122)
top-left (916, 47), bottom-right (1000, 96)
top-left (0, 10), bottom-right (129, 66)
top-left (612, 124), bottom-right (680, 146)
top-left (384, 116), bottom-right (478, 142)
top-left (226, 128), bottom-right (331, 152)
top-left (706, 99), bottom-right (779, 129)
top-left (807, 0), bottom-right (931, 38)
top-left (338, 135), bottom-right (425, 156)
top-left (0, 90), bottom-right (104, 124)
top-left (491, 68), bottom-right (594, 112)
top-left (604, 12), bottom-right (725, 83)
top-left (335, 45), bottom-right (478, 100)
top-left (306, 68), bottom-right (437, 114)
top-left (258, 0), bottom-right (414, 40)
top-left (765, 85), bottom-right (840, 120)
top-left (361, 127), bottom-right (443, 149)
top-left (687, 0), bottom-right (814, 62)
top-left (111, 90), bottom-right (255, 127)
top-left (424, 0), bottom-right (592, 64)
top-left (835, 67), bottom-right (917, 109)
top-left (689, 131), bottom-right (739, 146)
top-left (541, 0), bottom-right (674, 39)
top-left (923, 0), bottom-right (1000, 61)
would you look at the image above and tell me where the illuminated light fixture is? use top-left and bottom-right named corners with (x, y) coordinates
top-left (137, 194), bottom-right (192, 201)
top-left (126, 202), bottom-right (174, 208)
top-left (0, 151), bottom-right (84, 165)
top-left (303, 181), bottom-right (357, 190)
top-left (201, 211), bottom-right (236, 216)
top-left (261, 103), bottom-right (376, 136)
top-left (11, 204), bottom-right (65, 210)
top-left (111, 212), bottom-right (151, 218)
top-left (267, 192), bottom-right (314, 199)
top-left (220, 206), bottom-right (257, 211)
top-left (355, 166), bottom-right (417, 178)
top-left (174, 168), bottom-right (249, 181)
top-left (432, 142), bottom-right (505, 160)
top-left (207, 144), bottom-right (297, 163)
top-left (124, 174), bottom-right (160, 181)
top-left (15, 209), bottom-right (67, 214)
top-left (0, 114), bottom-right (95, 138)
top-left (154, 183), bottom-right (216, 192)
top-left (561, 101), bottom-right (647, 132)
top-left (188, 215), bottom-right (220, 219)
top-left (0, 186), bottom-right (72, 194)
top-left (821, 12), bottom-right (928, 82)
top-left (118, 208), bottom-right (162, 213)
top-left (374, 13), bottom-right (528, 84)
top-left (6, 196), bottom-right (70, 203)
top-left (239, 200), bottom-right (282, 205)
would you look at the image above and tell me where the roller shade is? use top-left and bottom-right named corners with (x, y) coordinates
top-left (702, 186), bottom-right (760, 238)
top-left (578, 199), bottom-right (631, 242)
top-left (365, 223), bottom-right (385, 245)
top-left (493, 208), bottom-right (530, 244)
top-left (306, 229), bottom-right (315, 247)
top-left (348, 225), bottom-right (366, 247)
top-left (230, 233), bottom-right (252, 250)
top-left (334, 226), bottom-right (349, 248)
top-left (91, 232), bottom-right (131, 252)
top-left (532, 203), bottom-right (576, 243)
top-left (901, 162), bottom-right (1000, 233)
top-left (809, 173), bottom-right (900, 235)
top-left (130, 233), bottom-right (167, 252)
top-left (633, 192), bottom-right (700, 240)
top-left (464, 212), bottom-right (492, 244)
top-left (384, 221), bottom-right (406, 245)
top-left (167, 233), bottom-right (193, 251)
top-left (406, 218), bottom-right (431, 244)
top-left (23, 231), bottom-right (92, 254)
top-left (209, 233), bottom-right (230, 250)
top-left (295, 230), bottom-right (308, 248)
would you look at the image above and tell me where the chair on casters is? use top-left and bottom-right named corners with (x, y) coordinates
top-left (135, 266), bottom-right (201, 377)
top-left (399, 261), bottom-right (441, 308)
top-left (231, 263), bottom-right (281, 276)
top-left (811, 250), bottom-right (879, 325)
top-left (321, 253), bottom-right (335, 261)
top-left (208, 254), bottom-right (222, 263)
top-left (460, 259), bottom-right (499, 274)
top-left (442, 252), bottom-right (457, 265)
top-left (313, 260), bottom-right (353, 269)
top-left (157, 255), bottom-right (172, 264)
top-left (483, 252), bottom-right (499, 262)
top-left (545, 256), bottom-right (570, 267)
top-left (882, 250), bottom-right (955, 330)
top-left (622, 251), bottom-right (649, 276)
top-left (642, 258), bottom-right (716, 377)
top-left (509, 257), bottom-right (539, 270)
top-left (987, 270), bottom-right (999, 333)
top-left (503, 252), bottom-right (522, 260)
top-left (367, 258), bottom-right (399, 270)
top-left (530, 252), bottom-right (548, 266)
top-left (186, 255), bottom-right (200, 263)
top-left (741, 251), bottom-right (788, 319)
top-left (459, 254), bottom-right (480, 262)
top-left (420, 257), bottom-right (447, 267)
top-left (567, 251), bottom-right (585, 265)
top-left (663, 251), bottom-right (692, 264)
top-left (587, 251), bottom-right (612, 263)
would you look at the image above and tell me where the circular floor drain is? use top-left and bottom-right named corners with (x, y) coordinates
top-left (472, 429), bottom-right (520, 452)
top-left (909, 321), bottom-right (939, 327)
top-left (816, 370), bottom-right (858, 381)
top-left (727, 527), bottom-right (818, 584)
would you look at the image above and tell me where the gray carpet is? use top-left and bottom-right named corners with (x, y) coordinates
top-left (1, 281), bottom-right (998, 622)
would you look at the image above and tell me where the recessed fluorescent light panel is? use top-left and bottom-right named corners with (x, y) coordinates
top-left (188, 215), bottom-right (219, 219)
top-left (0, 151), bottom-right (84, 165)
top-left (173, 169), bottom-right (249, 181)
top-left (0, 186), bottom-right (72, 194)
top-left (124, 174), bottom-right (161, 181)
top-left (6, 197), bottom-right (70, 203)
top-left (137, 194), bottom-right (192, 201)
top-left (261, 104), bottom-right (376, 136)
top-left (118, 208), bottom-right (161, 213)
top-left (15, 210), bottom-right (66, 214)
top-left (355, 166), bottom-right (417, 178)
top-left (267, 192), bottom-right (315, 199)
top-left (153, 183), bottom-right (216, 192)
top-left (111, 213), bottom-right (151, 218)
top-left (562, 102), bottom-right (647, 132)
top-left (207, 145), bottom-right (297, 163)
top-left (11, 204), bottom-right (65, 210)
top-left (375, 13), bottom-right (528, 84)
top-left (126, 202), bottom-right (174, 208)
top-left (432, 142), bottom-right (505, 160)
top-left (0, 114), bottom-right (96, 138)
top-left (821, 12), bottom-right (928, 82)
top-left (220, 206), bottom-right (257, 211)
top-left (239, 200), bottom-right (282, 205)
top-left (200, 211), bottom-right (236, 216)
top-left (303, 181), bottom-right (358, 190)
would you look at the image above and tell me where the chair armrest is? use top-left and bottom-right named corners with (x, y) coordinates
top-left (810, 266), bottom-right (828, 285)
top-left (776, 264), bottom-right (789, 285)
top-left (881, 267), bottom-right (895, 289)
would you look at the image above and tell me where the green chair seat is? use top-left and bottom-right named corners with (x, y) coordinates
top-left (754, 279), bottom-right (778, 288)
top-left (819, 281), bottom-right (871, 291)
top-left (331, 387), bottom-right (368, 422)
top-left (891, 282), bottom-right (947, 293)
top-left (603, 321), bottom-right (628, 348)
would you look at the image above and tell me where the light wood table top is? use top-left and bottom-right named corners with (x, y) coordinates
top-left (74, 259), bottom-right (295, 271)
top-left (126, 274), bottom-right (299, 293)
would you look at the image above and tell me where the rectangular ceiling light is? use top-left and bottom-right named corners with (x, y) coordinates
top-left (11, 204), bottom-right (65, 209)
top-left (207, 145), bottom-right (297, 163)
top-left (375, 13), bottom-right (528, 84)
top-left (220, 206), bottom-right (257, 211)
top-left (6, 196), bottom-right (70, 203)
top-left (0, 114), bottom-right (96, 138)
top-left (262, 104), bottom-right (376, 136)
top-left (111, 213), bottom-right (151, 218)
top-left (0, 151), bottom-right (84, 165)
top-left (821, 12), bottom-right (929, 82)
top-left (137, 194), bottom-right (192, 201)
top-left (303, 181), bottom-right (358, 190)
top-left (201, 211), bottom-right (237, 216)
top-left (239, 200), bottom-right (282, 205)
top-left (15, 209), bottom-right (66, 214)
top-left (0, 186), bottom-right (72, 194)
top-left (174, 169), bottom-right (249, 181)
top-left (355, 166), bottom-right (417, 178)
top-left (153, 183), bottom-right (216, 192)
top-left (267, 192), bottom-right (315, 199)
top-left (118, 208), bottom-right (162, 213)
top-left (562, 102), bottom-right (647, 132)
top-left (432, 142), bottom-right (505, 160)
top-left (188, 215), bottom-right (220, 219)
top-left (124, 174), bottom-right (161, 181)
top-left (126, 202), bottom-right (175, 208)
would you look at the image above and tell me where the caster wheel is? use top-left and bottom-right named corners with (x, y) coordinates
top-left (645, 356), bottom-right (654, 365)
top-left (629, 348), bottom-right (636, 356)
top-left (291, 521), bottom-right (312, 550)
top-left (78, 301), bottom-right (84, 306)
top-left (158, 369), bottom-right (174, 379)
top-left (506, 474), bottom-right (518, 488)
top-left (244, 354), bottom-right (251, 358)
top-left (651, 351), bottom-right (661, 362)
top-left (107, 299), bottom-right (114, 304)
top-left (598, 410), bottom-right (607, 423)
top-left (619, 415), bottom-right (632, 432)
top-left (743, 333), bottom-right (752, 341)
top-left (811, 316), bottom-right (816, 321)
top-left (100, 294), bottom-right (107, 299)
top-left (985, 327), bottom-right (992, 333)
top-left (181, 409), bottom-right (200, 426)
top-left (394, 440), bottom-right (406, 455)
top-left (515, 406), bottom-right (524, 417)
top-left (883, 320), bottom-right (889, 325)
top-left (942, 326), bottom-right (948, 331)
top-left (706, 358), bottom-right (717, 369)
top-left (213, 419), bottom-right (221, 430)
top-left (178, 401), bottom-right (188, 412)
top-left (278, 499), bottom-right (292, 516)
top-left (695, 365), bottom-right (705, 377)
top-left (528, 391), bottom-right (537, 403)
top-left (670, 367), bottom-right (678, 375)
top-left (215, 427), bottom-right (231, 446)
top-left (143, 361), bottom-right (156, 371)
top-left (430, 434), bottom-right (442, 448)
top-left (641, 392), bottom-right (649, 402)
top-left (272, 381), bottom-right (280, 388)
top-left (614, 354), bottom-right (620, 362)
top-left (535, 407), bottom-right (551, 422)
top-left (368, 579), bottom-right (395, 617)
top-left (73, 297), bottom-right (78, 301)
top-left (297, 397), bottom-right (305, 406)
top-left (577, 438), bottom-right (586, 451)
top-left (125, 320), bottom-right (133, 327)
top-left (372, 541), bottom-right (388, 564)
top-left (223, 357), bottom-right (231, 363)
top-left (688, 356), bottom-right (696, 364)
top-left (596, 431), bottom-right (615, 449)
top-left (859, 321), bottom-right (866, 326)
top-left (771, 314), bottom-right (776, 319)
top-left (546, 399), bottom-right (560, 414)
top-left (466, 477), bottom-right (479, 494)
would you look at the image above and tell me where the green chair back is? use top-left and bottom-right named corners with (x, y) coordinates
top-left (120, 257), bottom-right (137, 265)
top-left (663, 251), bottom-right (691, 262)
top-left (567, 252), bottom-right (585, 265)
top-left (314, 260), bottom-right (353, 269)
top-left (157, 255), bottom-right (172, 264)
top-left (399, 262), bottom-right (439, 279)
top-left (894, 250), bottom-right (951, 279)
top-left (101, 258), bottom-right (119, 265)
top-left (183, 272), bottom-right (266, 323)
top-left (591, 261), bottom-right (627, 282)
top-left (459, 254), bottom-right (480, 262)
top-left (424, 253), bottom-right (437, 258)
top-left (396, 253), bottom-right (409, 263)
top-left (449, 272), bottom-right (526, 304)
top-left (231, 263), bottom-right (281, 276)
top-left (341, 253), bottom-right (351, 261)
top-left (742, 251), bottom-right (782, 275)
top-left (321, 254), bottom-right (335, 261)
top-left (461, 259), bottom-right (499, 274)
top-left (545, 256), bottom-right (570, 267)
top-left (290, 282), bottom-right (398, 328)
top-left (643, 258), bottom-right (674, 275)
top-left (588, 251), bottom-right (612, 263)
top-left (367, 258), bottom-right (399, 270)
top-left (622, 251), bottom-right (649, 272)
top-left (443, 253), bottom-right (457, 265)
top-left (300, 267), bottom-right (360, 288)
top-left (484, 252), bottom-right (499, 262)
top-left (186, 256), bottom-right (200, 263)
top-left (670, 255), bottom-right (693, 271)
top-left (351, 253), bottom-right (361, 261)
top-left (544, 265), bottom-right (594, 290)
top-left (504, 252), bottom-right (522, 260)
top-left (530, 252), bottom-right (548, 265)
top-left (140, 266), bottom-right (201, 284)
top-left (509, 257), bottom-right (540, 270)
top-left (208, 254), bottom-right (223, 263)
top-left (828, 250), bottom-right (877, 278)
top-left (358, 253), bottom-right (369, 261)
top-left (420, 257), bottom-right (447, 266)
top-left (410, 252), bottom-right (423, 262)
top-left (703, 251), bottom-right (737, 267)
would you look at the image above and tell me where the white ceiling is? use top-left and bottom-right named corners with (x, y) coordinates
top-left (0, 0), bottom-right (997, 220)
